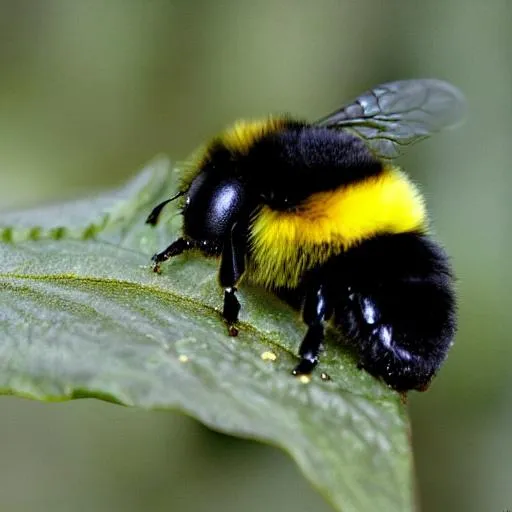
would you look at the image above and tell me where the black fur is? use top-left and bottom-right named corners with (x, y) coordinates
top-left (247, 123), bottom-right (383, 210)
top-left (280, 232), bottom-right (456, 391)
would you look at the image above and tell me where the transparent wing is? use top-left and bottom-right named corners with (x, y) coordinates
top-left (315, 79), bottom-right (466, 159)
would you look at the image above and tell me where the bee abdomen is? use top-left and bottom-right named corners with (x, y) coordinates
top-left (331, 231), bottom-right (456, 391)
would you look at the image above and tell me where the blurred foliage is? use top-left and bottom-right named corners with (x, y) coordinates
top-left (0, 0), bottom-right (510, 511)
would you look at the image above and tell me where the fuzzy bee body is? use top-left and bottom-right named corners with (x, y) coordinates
top-left (148, 79), bottom-right (464, 392)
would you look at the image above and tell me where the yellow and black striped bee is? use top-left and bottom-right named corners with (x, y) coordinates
top-left (146, 79), bottom-right (465, 392)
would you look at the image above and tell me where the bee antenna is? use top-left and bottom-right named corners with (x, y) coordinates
top-left (145, 191), bottom-right (185, 226)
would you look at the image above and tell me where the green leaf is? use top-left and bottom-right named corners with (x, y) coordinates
top-left (0, 158), bottom-right (415, 512)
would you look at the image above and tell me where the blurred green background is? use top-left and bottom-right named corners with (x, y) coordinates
top-left (0, 1), bottom-right (510, 511)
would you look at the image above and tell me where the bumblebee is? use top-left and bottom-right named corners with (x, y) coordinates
top-left (146, 79), bottom-right (465, 392)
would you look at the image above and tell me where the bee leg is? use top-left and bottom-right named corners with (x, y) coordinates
top-left (222, 287), bottom-right (241, 336)
top-left (219, 222), bottom-right (246, 336)
top-left (151, 238), bottom-right (195, 272)
top-left (292, 283), bottom-right (331, 376)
